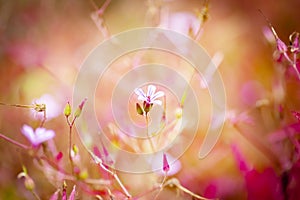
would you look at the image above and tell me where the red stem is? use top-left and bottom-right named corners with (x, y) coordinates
top-left (0, 133), bottom-right (30, 150)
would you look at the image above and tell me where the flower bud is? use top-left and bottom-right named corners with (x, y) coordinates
top-left (74, 98), bottom-right (87, 118)
top-left (175, 108), bottom-right (183, 119)
top-left (276, 38), bottom-right (287, 53)
top-left (163, 153), bottom-right (170, 173)
top-left (143, 101), bottom-right (153, 114)
top-left (24, 176), bottom-right (35, 191)
top-left (64, 102), bottom-right (71, 117)
top-left (136, 103), bottom-right (144, 115)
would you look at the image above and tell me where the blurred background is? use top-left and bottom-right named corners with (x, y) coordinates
top-left (0, 0), bottom-right (300, 199)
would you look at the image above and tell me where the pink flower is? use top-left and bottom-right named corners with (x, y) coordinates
top-left (134, 85), bottom-right (164, 105)
top-left (21, 124), bottom-right (55, 146)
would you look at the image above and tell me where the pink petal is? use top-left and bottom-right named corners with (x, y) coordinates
top-left (268, 123), bottom-right (300, 142)
top-left (231, 144), bottom-right (250, 173)
top-left (49, 189), bottom-right (59, 200)
top-left (68, 185), bottom-right (76, 200)
top-left (21, 125), bottom-right (35, 144)
top-left (35, 128), bottom-right (55, 145)
top-left (276, 38), bottom-right (287, 52)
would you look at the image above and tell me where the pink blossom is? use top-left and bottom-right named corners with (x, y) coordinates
top-left (134, 85), bottom-right (164, 105)
top-left (21, 124), bottom-right (55, 146)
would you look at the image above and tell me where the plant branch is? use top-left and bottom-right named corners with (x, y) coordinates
top-left (0, 133), bottom-right (30, 150)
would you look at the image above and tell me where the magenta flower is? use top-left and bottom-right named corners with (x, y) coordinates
top-left (21, 124), bottom-right (55, 146)
top-left (134, 85), bottom-right (164, 105)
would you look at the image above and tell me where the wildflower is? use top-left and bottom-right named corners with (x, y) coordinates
top-left (134, 85), bottom-right (164, 105)
top-left (21, 124), bottom-right (55, 147)
top-left (31, 94), bottom-right (61, 120)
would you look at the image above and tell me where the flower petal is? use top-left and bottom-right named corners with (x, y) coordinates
top-left (134, 88), bottom-right (146, 99)
top-left (21, 125), bottom-right (35, 144)
top-left (34, 128), bottom-right (55, 146)
top-left (147, 85), bottom-right (156, 97)
top-left (151, 91), bottom-right (164, 100)
top-left (68, 185), bottom-right (76, 200)
top-left (152, 100), bottom-right (162, 105)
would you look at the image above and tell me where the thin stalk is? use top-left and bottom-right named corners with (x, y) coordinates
top-left (88, 151), bottom-right (131, 198)
top-left (31, 190), bottom-right (41, 200)
top-left (146, 114), bottom-right (155, 152)
top-left (153, 172), bottom-right (168, 200)
top-left (66, 116), bottom-right (77, 175)
top-left (283, 52), bottom-right (300, 80)
top-left (0, 133), bottom-right (30, 149)
top-left (0, 102), bottom-right (34, 109)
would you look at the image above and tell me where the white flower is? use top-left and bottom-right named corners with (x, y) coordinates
top-left (31, 94), bottom-right (61, 120)
top-left (134, 85), bottom-right (164, 105)
top-left (21, 124), bottom-right (55, 146)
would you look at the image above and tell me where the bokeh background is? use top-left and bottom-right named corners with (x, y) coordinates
top-left (1, 0), bottom-right (300, 199)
